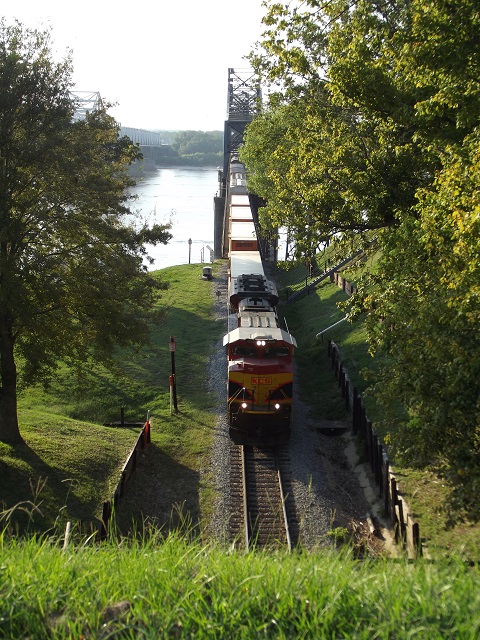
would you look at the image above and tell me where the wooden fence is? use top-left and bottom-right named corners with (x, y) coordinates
top-left (331, 271), bottom-right (357, 296)
top-left (327, 340), bottom-right (423, 558)
top-left (99, 420), bottom-right (151, 539)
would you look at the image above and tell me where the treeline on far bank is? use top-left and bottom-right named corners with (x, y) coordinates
top-left (146, 130), bottom-right (223, 167)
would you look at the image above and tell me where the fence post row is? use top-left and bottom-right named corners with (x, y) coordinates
top-left (326, 339), bottom-right (422, 557)
top-left (332, 271), bottom-right (357, 296)
top-left (99, 420), bottom-right (151, 540)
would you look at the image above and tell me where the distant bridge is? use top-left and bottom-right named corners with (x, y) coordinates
top-left (118, 127), bottom-right (163, 147)
top-left (223, 68), bottom-right (261, 178)
top-left (117, 128), bottom-right (165, 171)
top-left (71, 90), bottom-right (103, 121)
top-left (71, 91), bottom-right (164, 149)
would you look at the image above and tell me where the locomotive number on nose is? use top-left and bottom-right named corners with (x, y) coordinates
top-left (251, 377), bottom-right (272, 385)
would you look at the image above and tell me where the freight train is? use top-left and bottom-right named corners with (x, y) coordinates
top-left (223, 157), bottom-right (297, 445)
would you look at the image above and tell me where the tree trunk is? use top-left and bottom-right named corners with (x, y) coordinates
top-left (0, 312), bottom-right (22, 444)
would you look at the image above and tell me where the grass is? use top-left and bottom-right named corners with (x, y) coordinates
top-left (273, 260), bottom-right (480, 560)
top-left (0, 417), bottom-right (139, 536)
top-left (1, 262), bottom-right (224, 536)
top-left (275, 265), bottom-right (377, 421)
top-left (0, 531), bottom-right (479, 638)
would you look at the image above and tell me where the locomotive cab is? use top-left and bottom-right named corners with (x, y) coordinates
top-left (223, 328), bottom-right (297, 445)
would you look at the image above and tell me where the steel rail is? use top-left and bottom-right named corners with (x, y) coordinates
top-left (241, 444), bottom-right (250, 553)
top-left (275, 449), bottom-right (292, 551)
top-left (241, 445), bottom-right (291, 551)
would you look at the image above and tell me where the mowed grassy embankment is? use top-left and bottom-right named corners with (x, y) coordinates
top-left (0, 262), bottom-right (224, 536)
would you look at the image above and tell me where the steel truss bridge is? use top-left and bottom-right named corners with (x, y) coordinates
top-left (71, 68), bottom-right (263, 156)
top-left (213, 68), bottom-right (275, 262)
top-left (222, 68), bottom-right (262, 179)
top-left (71, 91), bottom-right (163, 147)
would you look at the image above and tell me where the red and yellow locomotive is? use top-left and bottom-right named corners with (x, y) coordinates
top-left (224, 274), bottom-right (296, 445)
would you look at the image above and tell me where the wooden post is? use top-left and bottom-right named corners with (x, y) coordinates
top-left (376, 441), bottom-right (384, 493)
top-left (169, 336), bottom-right (178, 413)
top-left (352, 388), bottom-right (360, 434)
top-left (384, 459), bottom-right (390, 515)
top-left (412, 522), bottom-right (421, 557)
top-left (391, 477), bottom-right (399, 505)
top-left (365, 416), bottom-right (372, 461)
top-left (397, 500), bottom-right (406, 546)
top-left (119, 471), bottom-right (126, 497)
top-left (100, 501), bottom-right (111, 539)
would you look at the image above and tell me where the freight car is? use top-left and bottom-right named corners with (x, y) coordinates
top-left (223, 158), bottom-right (297, 445)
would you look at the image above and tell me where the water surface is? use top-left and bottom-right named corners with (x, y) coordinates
top-left (129, 166), bottom-right (218, 270)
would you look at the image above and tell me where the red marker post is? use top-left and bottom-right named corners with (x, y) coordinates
top-left (169, 336), bottom-right (178, 413)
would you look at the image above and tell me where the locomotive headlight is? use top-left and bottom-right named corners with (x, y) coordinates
top-left (256, 340), bottom-right (266, 346)
top-left (274, 403), bottom-right (281, 410)
top-left (241, 402), bottom-right (248, 409)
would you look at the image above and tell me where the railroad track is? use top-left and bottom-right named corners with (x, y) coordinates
top-left (229, 443), bottom-right (298, 550)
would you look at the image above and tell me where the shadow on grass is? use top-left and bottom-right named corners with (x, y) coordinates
top-left (112, 443), bottom-right (201, 538)
top-left (0, 441), bottom-right (96, 535)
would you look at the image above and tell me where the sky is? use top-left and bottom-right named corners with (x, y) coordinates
top-left (3, 0), bottom-right (268, 131)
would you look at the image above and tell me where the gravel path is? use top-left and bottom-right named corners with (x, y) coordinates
top-left (205, 261), bottom-right (391, 554)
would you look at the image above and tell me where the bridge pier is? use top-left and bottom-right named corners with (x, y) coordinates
top-left (214, 194), bottom-right (226, 259)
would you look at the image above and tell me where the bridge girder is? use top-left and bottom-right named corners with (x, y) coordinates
top-left (70, 91), bottom-right (103, 121)
top-left (119, 127), bottom-right (163, 146)
top-left (223, 68), bottom-right (261, 177)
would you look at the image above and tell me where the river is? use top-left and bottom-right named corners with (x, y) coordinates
top-left (128, 166), bottom-right (218, 271)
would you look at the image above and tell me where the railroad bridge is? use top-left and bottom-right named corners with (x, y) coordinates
top-left (222, 68), bottom-right (261, 180)
top-left (118, 126), bottom-right (166, 170)
top-left (213, 68), bottom-right (276, 263)
top-left (71, 91), bottom-right (165, 170)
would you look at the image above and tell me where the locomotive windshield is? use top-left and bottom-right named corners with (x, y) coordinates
top-left (230, 342), bottom-right (291, 359)
top-left (232, 345), bottom-right (256, 357)
top-left (263, 346), bottom-right (290, 357)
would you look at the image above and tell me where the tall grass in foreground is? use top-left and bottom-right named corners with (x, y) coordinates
top-left (1, 531), bottom-right (478, 639)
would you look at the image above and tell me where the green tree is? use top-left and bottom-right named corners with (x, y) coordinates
top-left (245, 1), bottom-right (480, 517)
top-left (172, 130), bottom-right (222, 156)
top-left (244, 0), bottom-right (429, 256)
top-left (403, 0), bottom-right (480, 146)
top-left (355, 135), bottom-right (480, 519)
top-left (355, 0), bottom-right (480, 517)
top-left (0, 21), bottom-right (172, 444)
